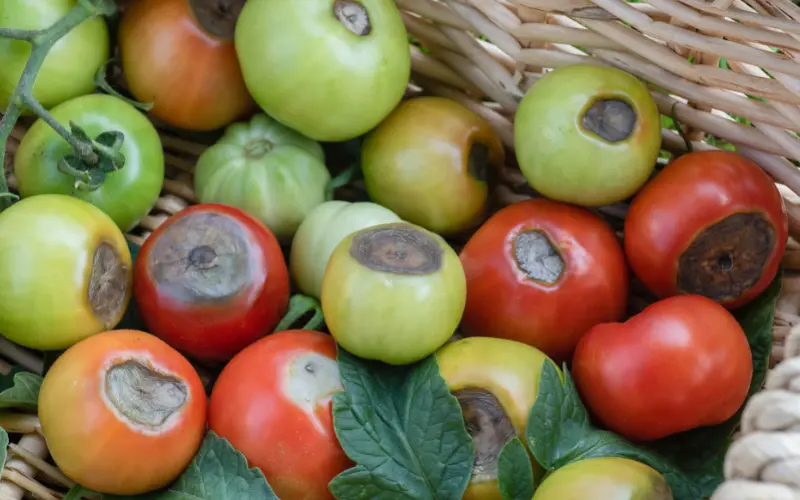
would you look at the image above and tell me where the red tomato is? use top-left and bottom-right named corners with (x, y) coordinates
top-left (38, 330), bottom-right (207, 495)
top-left (459, 198), bottom-right (628, 362)
top-left (119, 0), bottom-right (255, 131)
top-left (625, 150), bottom-right (788, 309)
top-left (572, 295), bottom-right (753, 441)
top-left (133, 203), bottom-right (290, 362)
top-left (208, 329), bottom-right (352, 500)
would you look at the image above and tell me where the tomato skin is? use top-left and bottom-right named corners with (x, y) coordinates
top-left (14, 93), bottom-right (165, 233)
top-left (119, 0), bottom-right (255, 131)
top-left (38, 330), bottom-right (207, 495)
top-left (0, 0), bottom-right (109, 111)
top-left (624, 151), bottom-right (788, 309)
top-left (133, 204), bottom-right (290, 362)
top-left (208, 329), bottom-right (351, 500)
top-left (0, 194), bottom-right (132, 350)
top-left (459, 198), bottom-right (628, 362)
top-left (572, 295), bottom-right (753, 441)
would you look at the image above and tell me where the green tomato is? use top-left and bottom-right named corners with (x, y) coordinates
top-left (0, 194), bottom-right (133, 351)
top-left (321, 222), bottom-right (466, 365)
top-left (532, 457), bottom-right (672, 500)
top-left (14, 93), bottom-right (165, 233)
top-left (514, 64), bottom-right (662, 206)
top-left (234, 0), bottom-right (411, 142)
top-left (194, 113), bottom-right (331, 242)
top-left (0, 0), bottom-right (110, 111)
top-left (289, 200), bottom-right (401, 300)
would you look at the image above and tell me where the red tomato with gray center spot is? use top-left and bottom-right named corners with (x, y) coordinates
top-left (133, 203), bottom-right (290, 362)
top-left (458, 198), bottom-right (629, 362)
top-left (208, 329), bottom-right (352, 500)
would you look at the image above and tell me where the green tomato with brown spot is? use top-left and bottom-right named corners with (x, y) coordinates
top-left (532, 457), bottom-right (673, 500)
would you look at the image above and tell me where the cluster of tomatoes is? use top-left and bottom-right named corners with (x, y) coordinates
top-left (0, 0), bottom-right (793, 498)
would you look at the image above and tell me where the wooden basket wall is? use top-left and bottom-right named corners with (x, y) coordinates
top-left (3, 0), bottom-right (800, 498)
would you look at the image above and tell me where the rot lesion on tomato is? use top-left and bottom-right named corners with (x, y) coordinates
top-left (349, 223), bottom-right (444, 275)
top-left (88, 241), bottom-right (130, 328)
top-left (187, 0), bottom-right (245, 39)
top-left (510, 229), bottom-right (565, 285)
top-left (579, 94), bottom-right (638, 144)
top-left (333, 0), bottom-right (372, 36)
top-left (283, 352), bottom-right (344, 433)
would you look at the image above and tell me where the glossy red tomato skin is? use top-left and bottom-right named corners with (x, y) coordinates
top-left (133, 204), bottom-right (290, 362)
top-left (208, 330), bottom-right (352, 500)
top-left (572, 295), bottom-right (753, 442)
top-left (459, 198), bottom-right (629, 362)
top-left (624, 150), bottom-right (788, 309)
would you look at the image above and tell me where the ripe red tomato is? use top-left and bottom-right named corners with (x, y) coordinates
top-left (208, 329), bottom-right (352, 500)
top-left (133, 204), bottom-right (290, 363)
top-left (572, 295), bottom-right (753, 441)
top-left (459, 198), bottom-right (629, 362)
top-left (38, 330), bottom-right (207, 495)
top-left (625, 150), bottom-right (788, 309)
top-left (119, 0), bottom-right (255, 131)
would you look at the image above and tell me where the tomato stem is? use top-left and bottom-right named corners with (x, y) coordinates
top-left (0, 0), bottom-right (118, 211)
top-left (325, 162), bottom-right (362, 201)
top-left (93, 60), bottom-right (155, 112)
top-left (274, 294), bottom-right (326, 333)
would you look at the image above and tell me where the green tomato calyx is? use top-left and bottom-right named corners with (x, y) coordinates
top-left (188, 0), bottom-right (245, 39)
top-left (243, 138), bottom-right (274, 159)
top-left (513, 230), bottom-right (564, 285)
top-left (454, 388), bottom-right (516, 484)
top-left (349, 223), bottom-right (443, 275)
top-left (89, 242), bottom-right (130, 328)
top-left (104, 359), bottom-right (189, 434)
top-left (677, 211), bottom-right (775, 302)
top-left (581, 98), bottom-right (637, 143)
top-left (334, 0), bottom-right (372, 36)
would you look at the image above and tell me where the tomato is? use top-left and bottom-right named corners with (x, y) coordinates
top-left (194, 113), bottom-right (331, 242)
top-left (0, 195), bottom-right (131, 350)
top-left (234, 0), bottom-right (411, 142)
top-left (133, 203), bottom-right (290, 363)
top-left (208, 329), bottom-right (351, 499)
top-left (459, 198), bottom-right (628, 362)
top-left (435, 337), bottom-right (558, 499)
top-left (572, 295), bottom-right (753, 441)
top-left (289, 200), bottom-right (401, 299)
top-left (514, 64), bottom-right (661, 206)
top-left (624, 150), bottom-right (788, 309)
top-left (0, 0), bottom-right (109, 111)
top-left (531, 457), bottom-right (672, 500)
top-left (361, 97), bottom-right (505, 236)
top-left (14, 93), bottom-right (165, 232)
top-left (322, 222), bottom-right (466, 365)
top-left (38, 330), bottom-right (207, 495)
top-left (119, 0), bottom-right (255, 131)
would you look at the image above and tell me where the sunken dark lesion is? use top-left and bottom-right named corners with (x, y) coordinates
top-left (676, 212), bottom-right (776, 302)
top-left (333, 0), bottom-right (372, 36)
top-left (105, 360), bottom-right (189, 430)
top-left (88, 242), bottom-right (130, 327)
top-left (187, 0), bottom-right (246, 40)
top-left (512, 230), bottom-right (565, 285)
top-left (581, 98), bottom-right (637, 143)
top-left (349, 224), bottom-right (443, 275)
top-left (147, 212), bottom-right (253, 303)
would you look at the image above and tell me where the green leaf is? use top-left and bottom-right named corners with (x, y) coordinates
top-left (329, 349), bottom-right (474, 500)
top-left (64, 485), bottom-right (89, 500)
top-left (124, 431), bottom-right (277, 500)
top-left (0, 427), bottom-right (7, 476)
top-left (497, 437), bottom-right (534, 500)
top-left (0, 372), bottom-right (42, 411)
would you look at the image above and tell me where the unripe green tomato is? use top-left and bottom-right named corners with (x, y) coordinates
top-left (321, 222), bottom-right (466, 365)
top-left (0, 0), bottom-right (110, 111)
top-left (514, 64), bottom-right (662, 206)
top-left (194, 114), bottom-right (331, 242)
top-left (532, 457), bottom-right (673, 500)
top-left (289, 200), bottom-right (401, 300)
top-left (0, 195), bottom-right (132, 350)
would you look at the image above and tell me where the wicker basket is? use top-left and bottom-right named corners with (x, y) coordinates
top-left (3, 0), bottom-right (800, 498)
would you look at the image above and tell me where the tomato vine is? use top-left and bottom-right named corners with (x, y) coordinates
top-left (0, 0), bottom-right (122, 210)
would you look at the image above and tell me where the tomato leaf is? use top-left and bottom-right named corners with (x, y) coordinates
top-left (329, 349), bottom-right (474, 500)
top-left (0, 427), bottom-right (7, 476)
top-left (0, 372), bottom-right (42, 411)
top-left (497, 437), bottom-right (534, 500)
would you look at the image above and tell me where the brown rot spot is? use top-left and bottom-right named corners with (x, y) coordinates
top-left (105, 360), bottom-right (188, 431)
top-left (147, 212), bottom-right (252, 303)
top-left (582, 98), bottom-right (637, 143)
top-left (89, 242), bottom-right (129, 328)
top-left (349, 223), bottom-right (443, 275)
top-left (467, 143), bottom-right (491, 184)
top-left (333, 0), bottom-right (372, 36)
top-left (677, 212), bottom-right (775, 301)
top-left (453, 388), bottom-right (517, 482)
top-left (513, 230), bottom-right (564, 284)
top-left (188, 0), bottom-right (245, 39)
